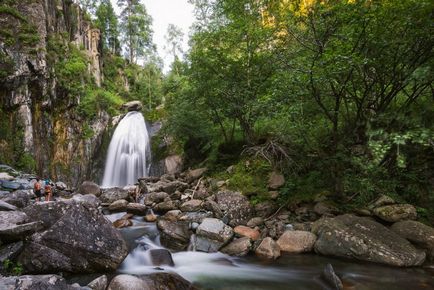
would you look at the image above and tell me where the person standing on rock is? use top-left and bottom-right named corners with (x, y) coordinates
top-left (44, 178), bottom-right (53, 202)
top-left (34, 178), bottom-right (42, 202)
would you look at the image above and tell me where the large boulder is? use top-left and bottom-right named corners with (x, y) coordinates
top-left (71, 194), bottom-right (101, 208)
top-left (180, 199), bottom-right (203, 212)
top-left (108, 199), bottom-right (129, 212)
top-left (143, 192), bottom-right (169, 205)
top-left (149, 249), bottom-right (175, 267)
top-left (195, 218), bottom-right (234, 252)
top-left (373, 204), bottom-right (417, 223)
top-left (165, 155), bottom-right (183, 175)
top-left (122, 100), bottom-right (143, 112)
top-left (78, 181), bottom-right (101, 197)
top-left (126, 203), bottom-right (147, 215)
top-left (0, 200), bottom-right (17, 211)
top-left (0, 190), bottom-right (32, 208)
top-left (0, 241), bottom-right (24, 266)
top-left (276, 230), bottom-right (316, 253)
top-left (100, 188), bottom-right (129, 204)
top-left (154, 200), bottom-right (179, 213)
top-left (391, 220), bottom-right (434, 260)
top-left (255, 237), bottom-right (280, 259)
top-left (108, 274), bottom-right (150, 290)
top-left (234, 225), bottom-right (260, 241)
top-left (156, 219), bottom-right (191, 251)
top-left (87, 275), bottom-right (108, 290)
top-left (19, 201), bottom-right (128, 273)
top-left (215, 191), bottom-right (255, 226)
top-left (221, 237), bottom-right (252, 257)
top-left (142, 273), bottom-right (197, 290)
top-left (0, 274), bottom-right (76, 290)
top-left (312, 214), bottom-right (426, 267)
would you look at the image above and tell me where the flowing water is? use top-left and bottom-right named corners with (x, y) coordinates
top-left (101, 111), bottom-right (151, 187)
top-left (108, 213), bottom-right (434, 290)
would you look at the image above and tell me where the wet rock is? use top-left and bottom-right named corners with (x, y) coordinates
top-left (122, 100), bottom-right (143, 112)
top-left (0, 274), bottom-right (76, 290)
top-left (107, 274), bottom-right (150, 290)
top-left (255, 237), bottom-right (280, 259)
top-left (268, 171), bottom-right (285, 190)
top-left (142, 272), bottom-right (198, 290)
top-left (149, 248), bottom-right (175, 267)
top-left (87, 275), bottom-right (108, 290)
top-left (163, 210), bottom-right (182, 221)
top-left (154, 200), bottom-right (179, 213)
top-left (72, 194), bottom-right (101, 208)
top-left (19, 201), bottom-right (128, 273)
top-left (195, 218), bottom-right (234, 252)
top-left (312, 214), bottom-right (426, 267)
top-left (126, 203), bottom-right (147, 215)
top-left (180, 199), bottom-right (203, 212)
top-left (157, 219), bottom-right (191, 251)
top-left (321, 263), bottom-right (343, 290)
top-left (215, 191), bottom-right (255, 227)
top-left (234, 225), bottom-right (260, 241)
top-left (144, 192), bottom-right (169, 206)
top-left (108, 199), bottom-right (129, 212)
top-left (186, 167), bottom-right (207, 183)
top-left (221, 237), bottom-right (252, 257)
top-left (247, 217), bottom-right (264, 227)
top-left (0, 200), bottom-right (17, 211)
top-left (276, 230), bottom-right (316, 253)
top-left (100, 188), bottom-right (129, 203)
top-left (391, 220), bottom-right (434, 260)
top-left (373, 204), bottom-right (417, 223)
top-left (78, 181), bottom-right (101, 197)
top-left (144, 212), bottom-right (157, 222)
top-left (0, 190), bottom-right (32, 208)
top-left (113, 218), bottom-right (133, 228)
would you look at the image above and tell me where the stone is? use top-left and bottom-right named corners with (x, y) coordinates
top-left (0, 211), bottom-right (28, 226)
top-left (268, 191), bottom-right (279, 200)
top-left (126, 203), bottom-right (147, 215)
top-left (78, 181), bottom-right (101, 197)
top-left (373, 204), bottom-right (417, 223)
top-left (149, 248), bottom-right (175, 267)
top-left (180, 199), bottom-right (203, 212)
top-left (321, 264), bottom-right (343, 290)
top-left (391, 220), bottom-right (434, 260)
top-left (0, 200), bottom-right (17, 211)
top-left (18, 201), bottom-right (128, 273)
top-left (234, 225), bottom-right (260, 241)
top-left (55, 181), bottom-right (68, 191)
top-left (203, 200), bottom-right (223, 218)
top-left (142, 272), bottom-right (198, 290)
top-left (154, 200), bottom-right (179, 213)
top-left (108, 274), bottom-right (150, 290)
top-left (313, 202), bottom-right (338, 216)
top-left (0, 172), bottom-right (14, 180)
top-left (161, 181), bottom-right (189, 194)
top-left (370, 194), bottom-right (396, 209)
top-left (0, 190), bottom-right (32, 208)
top-left (108, 199), bottom-right (129, 212)
top-left (113, 218), bottom-right (133, 228)
top-left (144, 191), bottom-right (169, 205)
top-left (178, 211), bottom-right (213, 224)
top-left (100, 188), bottom-right (129, 203)
top-left (0, 241), bottom-right (23, 264)
top-left (312, 214), bottom-right (426, 267)
top-left (157, 219), bottom-right (191, 251)
top-left (195, 218), bottom-right (234, 252)
top-left (0, 221), bottom-right (42, 242)
top-left (87, 275), bottom-right (108, 290)
top-left (276, 230), bottom-right (316, 253)
top-left (144, 212), bottom-right (157, 222)
top-left (254, 201), bottom-right (277, 218)
top-left (163, 210), bottom-right (182, 221)
top-left (247, 217), bottom-right (264, 228)
top-left (122, 100), bottom-right (143, 111)
top-left (221, 237), bottom-right (252, 257)
top-left (255, 237), bottom-right (280, 259)
top-left (268, 171), bottom-right (285, 190)
top-left (165, 155), bottom-right (183, 175)
top-left (215, 191), bottom-right (255, 227)
top-left (186, 167), bottom-right (207, 183)
top-left (72, 194), bottom-right (101, 208)
top-left (0, 274), bottom-right (76, 290)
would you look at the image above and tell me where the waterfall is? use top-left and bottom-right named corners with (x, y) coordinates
top-left (102, 111), bottom-right (150, 187)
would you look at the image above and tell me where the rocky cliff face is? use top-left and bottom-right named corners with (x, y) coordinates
top-left (0, 0), bottom-right (109, 187)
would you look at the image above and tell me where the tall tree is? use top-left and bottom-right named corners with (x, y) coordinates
top-left (117, 0), bottom-right (153, 64)
top-left (164, 24), bottom-right (184, 75)
top-left (96, 0), bottom-right (120, 54)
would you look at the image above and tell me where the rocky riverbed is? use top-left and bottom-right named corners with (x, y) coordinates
top-left (1, 166), bottom-right (434, 289)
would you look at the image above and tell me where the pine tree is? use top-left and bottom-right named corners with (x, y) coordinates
top-left (96, 0), bottom-right (120, 54)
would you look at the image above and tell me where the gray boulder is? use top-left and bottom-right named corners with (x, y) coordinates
top-left (107, 274), bottom-right (150, 290)
top-left (0, 274), bottom-right (76, 290)
top-left (144, 192), bottom-right (169, 205)
top-left (141, 272), bottom-right (197, 290)
top-left (156, 219), bottom-right (191, 250)
top-left (221, 237), bottom-right (252, 256)
top-left (312, 214), bottom-right (426, 267)
top-left (0, 241), bottom-right (23, 266)
top-left (72, 194), bottom-right (101, 208)
top-left (87, 275), bottom-right (108, 290)
top-left (255, 237), bottom-right (280, 259)
top-left (180, 199), bottom-right (202, 212)
top-left (0, 190), bottom-right (32, 208)
top-left (215, 191), bottom-right (255, 226)
top-left (19, 201), bottom-right (128, 273)
top-left (100, 188), bottom-right (129, 203)
top-left (78, 181), bottom-right (101, 197)
top-left (195, 218), bottom-right (234, 252)
top-left (391, 220), bottom-right (434, 260)
top-left (0, 200), bottom-right (17, 211)
top-left (108, 199), bottom-right (129, 212)
top-left (126, 203), bottom-right (148, 215)
top-left (149, 248), bottom-right (175, 267)
top-left (154, 200), bottom-right (179, 213)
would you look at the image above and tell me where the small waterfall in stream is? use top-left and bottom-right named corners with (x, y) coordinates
top-left (102, 111), bottom-right (150, 187)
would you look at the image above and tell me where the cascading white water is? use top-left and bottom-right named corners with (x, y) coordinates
top-left (102, 111), bottom-right (150, 187)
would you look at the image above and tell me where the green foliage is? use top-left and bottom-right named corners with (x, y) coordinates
top-left (78, 88), bottom-right (123, 118)
top-left (2, 258), bottom-right (23, 275)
